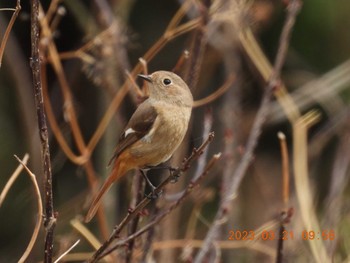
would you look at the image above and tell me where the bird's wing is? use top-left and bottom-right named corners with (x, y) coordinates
top-left (107, 102), bottom-right (158, 166)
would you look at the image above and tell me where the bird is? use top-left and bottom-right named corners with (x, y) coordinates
top-left (85, 70), bottom-right (193, 222)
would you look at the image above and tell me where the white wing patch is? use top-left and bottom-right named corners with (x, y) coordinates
top-left (124, 128), bottom-right (135, 138)
top-left (140, 121), bottom-right (157, 143)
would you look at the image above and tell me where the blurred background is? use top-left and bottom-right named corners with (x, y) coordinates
top-left (1, 0), bottom-right (350, 262)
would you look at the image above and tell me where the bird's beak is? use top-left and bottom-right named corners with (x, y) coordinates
top-left (138, 74), bottom-right (152, 83)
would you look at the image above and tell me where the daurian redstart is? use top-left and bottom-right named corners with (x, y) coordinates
top-left (85, 71), bottom-right (193, 222)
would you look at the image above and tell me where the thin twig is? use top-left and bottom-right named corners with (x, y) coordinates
top-left (53, 240), bottom-right (80, 263)
top-left (14, 155), bottom-right (43, 263)
top-left (100, 153), bottom-right (222, 260)
top-left (0, 8), bottom-right (16, 11)
top-left (141, 205), bottom-right (159, 261)
top-left (275, 224), bottom-right (285, 263)
top-left (194, 1), bottom-right (302, 261)
top-left (276, 132), bottom-right (291, 263)
top-left (87, 132), bottom-right (215, 263)
top-left (182, 0), bottom-right (210, 90)
top-left (39, 5), bottom-right (88, 157)
top-left (293, 110), bottom-right (330, 263)
top-left (172, 50), bottom-right (189, 74)
top-left (31, 1), bottom-right (56, 262)
top-left (239, 29), bottom-right (300, 123)
top-left (49, 6), bottom-right (66, 34)
top-left (125, 70), bottom-right (144, 98)
top-left (278, 131), bottom-right (290, 209)
top-left (71, 219), bottom-right (102, 250)
top-left (268, 59), bottom-right (350, 124)
top-left (39, 5), bottom-right (109, 239)
top-left (70, 219), bottom-right (114, 263)
top-left (0, 154), bottom-right (29, 207)
top-left (41, 65), bottom-right (88, 165)
top-left (125, 172), bottom-right (146, 263)
top-left (193, 74), bottom-right (235, 108)
top-left (45, 0), bottom-right (61, 23)
top-left (0, 0), bottom-right (21, 67)
top-left (323, 113), bottom-right (350, 254)
top-left (139, 57), bottom-right (149, 95)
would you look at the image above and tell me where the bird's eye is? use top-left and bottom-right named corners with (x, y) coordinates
top-left (163, 78), bottom-right (172, 86)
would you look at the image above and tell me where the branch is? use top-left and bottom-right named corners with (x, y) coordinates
top-left (39, 5), bottom-right (109, 239)
top-left (0, 154), bottom-right (29, 207)
top-left (194, 1), bottom-right (302, 261)
top-left (53, 240), bottom-right (80, 263)
top-left (276, 132), bottom-right (292, 263)
top-left (100, 153), bottom-right (222, 260)
top-left (87, 132), bottom-right (215, 263)
top-left (30, 1), bottom-right (56, 262)
top-left (0, 0), bottom-right (21, 67)
top-left (125, 171), bottom-right (146, 263)
top-left (293, 110), bottom-right (329, 263)
top-left (14, 155), bottom-right (43, 263)
top-left (193, 74), bottom-right (235, 108)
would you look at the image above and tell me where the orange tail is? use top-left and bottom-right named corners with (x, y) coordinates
top-left (85, 158), bottom-right (129, 222)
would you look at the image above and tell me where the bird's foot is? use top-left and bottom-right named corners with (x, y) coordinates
top-left (169, 167), bottom-right (179, 183)
top-left (145, 188), bottom-right (163, 200)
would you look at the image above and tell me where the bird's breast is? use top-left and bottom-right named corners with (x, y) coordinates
top-left (130, 103), bottom-right (191, 166)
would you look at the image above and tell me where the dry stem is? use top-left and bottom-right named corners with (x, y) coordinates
top-left (53, 240), bottom-right (80, 263)
top-left (87, 132), bottom-right (215, 263)
top-left (195, 1), bottom-right (302, 261)
top-left (276, 132), bottom-right (291, 263)
top-left (100, 153), bottom-right (222, 260)
top-left (30, 1), bottom-right (56, 261)
top-left (278, 131), bottom-right (290, 209)
top-left (14, 155), bottom-right (43, 263)
top-left (193, 74), bottom-right (235, 108)
top-left (0, 0), bottom-right (21, 67)
top-left (293, 110), bottom-right (330, 263)
top-left (0, 154), bottom-right (29, 207)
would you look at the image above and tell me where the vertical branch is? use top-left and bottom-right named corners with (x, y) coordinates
top-left (0, 0), bottom-right (21, 67)
top-left (125, 172), bottom-right (146, 263)
top-left (14, 155), bottom-right (43, 263)
top-left (194, 1), bottom-right (302, 261)
top-left (323, 114), bottom-right (350, 254)
top-left (293, 111), bottom-right (329, 263)
top-left (182, 1), bottom-right (210, 90)
top-left (30, 0), bottom-right (56, 262)
top-left (278, 132), bottom-right (290, 209)
top-left (276, 132), bottom-right (292, 263)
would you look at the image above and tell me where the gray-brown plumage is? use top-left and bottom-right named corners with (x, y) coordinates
top-left (86, 71), bottom-right (193, 222)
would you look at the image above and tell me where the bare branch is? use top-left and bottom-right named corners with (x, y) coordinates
top-left (277, 131), bottom-right (290, 209)
top-left (0, 0), bottom-right (21, 67)
top-left (195, 1), bottom-right (302, 261)
top-left (0, 154), bottom-right (29, 207)
top-left (87, 132), bottom-right (215, 263)
top-left (30, 1), bottom-right (56, 261)
top-left (14, 155), bottom-right (43, 263)
top-left (193, 74), bottom-right (235, 108)
top-left (100, 153), bottom-right (222, 260)
top-left (53, 240), bottom-right (80, 263)
top-left (293, 110), bottom-right (330, 263)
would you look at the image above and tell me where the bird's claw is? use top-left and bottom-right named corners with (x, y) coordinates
top-left (169, 168), bottom-right (179, 183)
top-left (145, 189), bottom-right (163, 200)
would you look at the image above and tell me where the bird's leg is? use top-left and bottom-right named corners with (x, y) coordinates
top-left (140, 169), bottom-right (161, 199)
top-left (145, 165), bottom-right (179, 183)
top-left (169, 167), bottom-right (179, 183)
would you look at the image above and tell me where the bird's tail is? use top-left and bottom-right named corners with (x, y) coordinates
top-left (85, 159), bottom-right (128, 222)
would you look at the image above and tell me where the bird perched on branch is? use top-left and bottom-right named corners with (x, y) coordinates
top-left (85, 71), bottom-right (193, 222)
